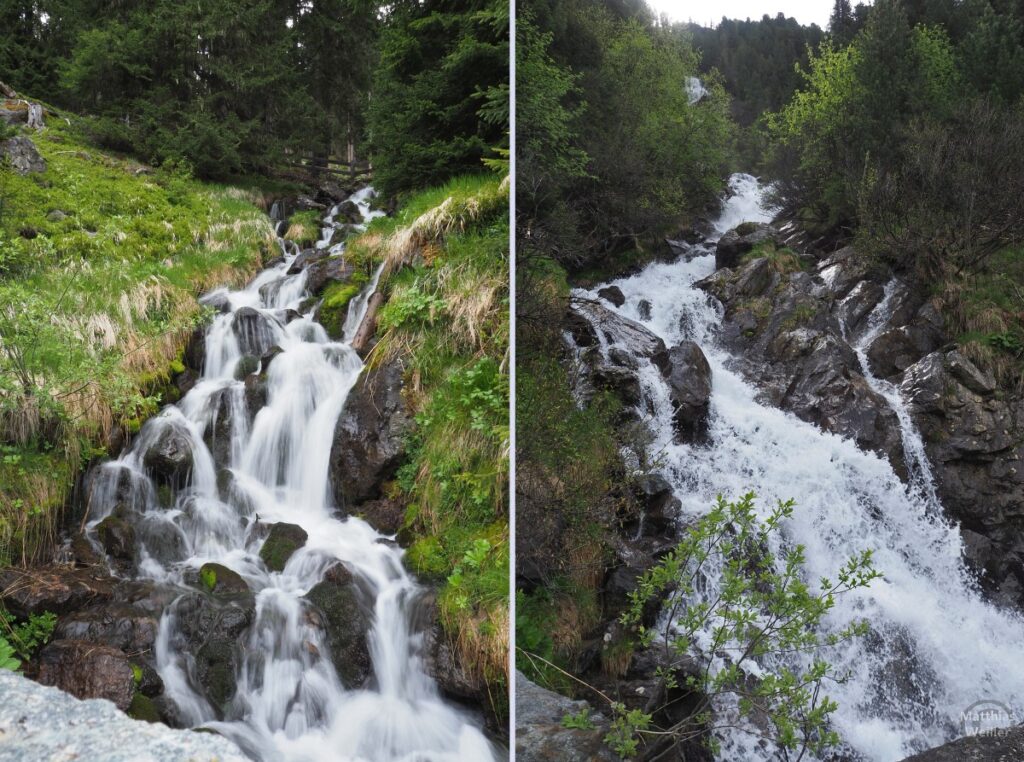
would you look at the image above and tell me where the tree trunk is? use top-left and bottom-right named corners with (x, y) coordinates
top-left (351, 292), bottom-right (384, 357)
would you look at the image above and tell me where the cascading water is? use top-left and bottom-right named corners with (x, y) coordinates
top-left (573, 174), bottom-right (1024, 761)
top-left (84, 188), bottom-right (496, 761)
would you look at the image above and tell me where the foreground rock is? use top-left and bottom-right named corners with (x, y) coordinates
top-left (0, 669), bottom-right (247, 762)
top-left (515, 671), bottom-right (616, 761)
top-left (329, 356), bottom-right (412, 508)
top-left (902, 726), bottom-right (1024, 761)
top-left (662, 341), bottom-right (712, 441)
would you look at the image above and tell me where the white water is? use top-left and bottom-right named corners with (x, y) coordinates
top-left (574, 174), bottom-right (1024, 760)
top-left (86, 188), bottom-right (496, 762)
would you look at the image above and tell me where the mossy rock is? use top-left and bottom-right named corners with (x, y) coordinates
top-left (305, 564), bottom-right (371, 687)
top-left (735, 221), bottom-right (760, 236)
top-left (259, 523), bottom-right (308, 572)
top-left (198, 562), bottom-right (249, 595)
top-left (127, 692), bottom-right (161, 723)
top-left (233, 354), bottom-right (259, 380)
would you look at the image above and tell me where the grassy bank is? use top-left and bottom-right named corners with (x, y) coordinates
top-left (344, 173), bottom-right (510, 715)
top-left (0, 117), bottom-right (277, 565)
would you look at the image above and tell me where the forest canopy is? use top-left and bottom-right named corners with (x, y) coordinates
top-left (1, 0), bottom-right (508, 191)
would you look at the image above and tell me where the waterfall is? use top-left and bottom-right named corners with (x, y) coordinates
top-left (85, 188), bottom-right (496, 761)
top-left (573, 174), bottom-right (1024, 761)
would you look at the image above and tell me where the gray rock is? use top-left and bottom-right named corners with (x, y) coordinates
top-left (54, 603), bottom-right (159, 653)
top-left (515, 671), bottom-right (616, 761)
top-left (329, 357), bottom-right (412, 507)
top-left (0, 669), bottom-right (247, 762)
top-left (662, 341), bottom-right (713, 442)
top-left (0, 135), bottom-right (45, 174)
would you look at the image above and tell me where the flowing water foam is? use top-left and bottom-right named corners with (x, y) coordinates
top-left (85, 189), bottom-right (496, 762)
top-left (573, 174), bottom-right (1024, 760)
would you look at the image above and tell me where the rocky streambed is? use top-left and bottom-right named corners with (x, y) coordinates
top-left (518, 174), bottom-right (1024, 762)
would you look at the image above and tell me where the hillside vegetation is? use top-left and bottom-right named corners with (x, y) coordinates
top-left (0, 116), bottom-right (279, 565)
top-left (348, 173), bottom-right (511, 713)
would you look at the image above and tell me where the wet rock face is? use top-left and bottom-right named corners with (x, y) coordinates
top-left (901, 349), bottom-right (1024, 606)
top-left (571, 301), bottom-right (670, 373)
top-left (696, 257), bottom-right (907, 475)
top-left (662, 341), bottom-right (712, 442)
top-left (35, 640), bottom-right (137, 710)
top-left (231, 306), bottom-right (279, 357)
top-left (304, 564), bottom-right (371, 688)
top-left (329, 357), bottom-right (413, 508)
top-left (142, 426), bottom-right (194, 485)
top-left (173, 591), bottom-right (254, 714)
top-left (54, 603), bottom-right (159, 653)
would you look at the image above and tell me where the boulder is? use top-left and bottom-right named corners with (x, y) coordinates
top-left (515, 671), bottom-right (616, 762)
top-left (571, 301), bottom-right (670, 373)
top-left (173, 592), bottom-right (254, 713)
top-left (589, 363), bottom-right (642, 407)
top-left (94, 515), bottom-right (135, 562)
top-left (866, 302), bottom-right (946, 379)
top-left (329, 357), bottom-right (412, 507)
top-left (182, 326), bottom-right (206, 373)
top-left (1, 135), bottom-right (45, 175)
top-left (287, 249), bottom-right (328, 275)
top-left (231, 307), bottom-right (279, 357)
top-left (637, 299), bottom-right (652, 321)
top-left (198, 562), bottom-right (249, 596)
top-left (35, 640), bottom-right (136, 710)
top-left (233, 354), bottom-right (259, 380)
top-left (662, 341), bottom-right (713, 442)
top-left (199, 291), bottom-right (231, 314)
top-left (633, 473), bottom-right (680, 537)
top-left (304, 563), bottom-right (371, 687)
top-left (596, 285), bottom-right (625, 308)
top-left (142, 426), bottom-right (194, 485)
top-left (54, 603), bottom-right (159, 653)
top-left (0, 669), bottom-right (249, 762)
top-left (715, 222), bottom-right (777, 270)
top-left (305, 256), bottom-right (355, 295)
top-left (259, 523), bottom-right (308, 572)
top-left (0, 99), bottom-right (27, 125)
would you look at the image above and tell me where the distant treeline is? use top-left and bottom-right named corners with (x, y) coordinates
top-left (0, 0), bottom-right (508, 193)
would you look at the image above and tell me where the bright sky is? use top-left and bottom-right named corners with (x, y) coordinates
top-left (647, 0), bottom-right (832, 29)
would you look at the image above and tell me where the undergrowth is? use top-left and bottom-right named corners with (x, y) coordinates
top-left (350, 173), bottom-right (510, 716)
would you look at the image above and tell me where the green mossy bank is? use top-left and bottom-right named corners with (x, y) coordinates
top-left (0, 115), bottom-right (281, 565)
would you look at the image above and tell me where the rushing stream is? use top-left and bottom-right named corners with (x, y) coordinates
top-left (573, 174), bottom-right (1024, 761)
top-left (84, 189), bottom-right (496, 761)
